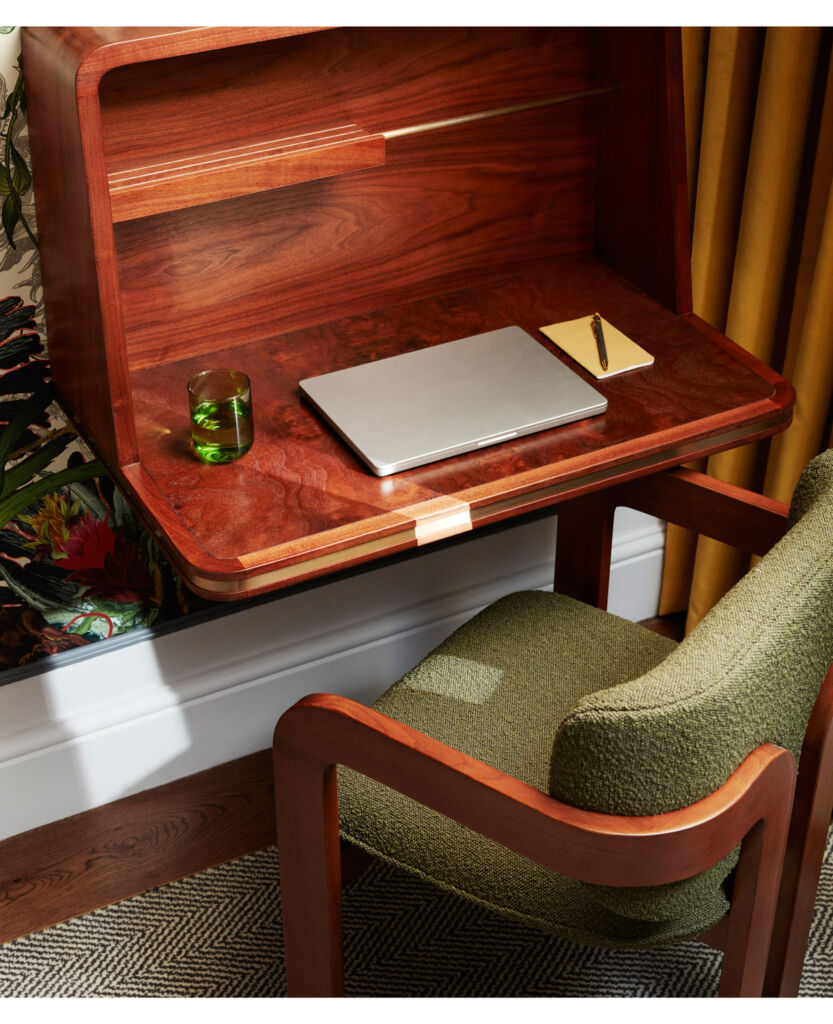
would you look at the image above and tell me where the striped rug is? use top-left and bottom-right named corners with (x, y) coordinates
top-left (0, 825), bottom-right (831, 997)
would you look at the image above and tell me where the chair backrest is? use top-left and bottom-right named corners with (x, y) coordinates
top-left (549, 449), bottom-right (833, 921)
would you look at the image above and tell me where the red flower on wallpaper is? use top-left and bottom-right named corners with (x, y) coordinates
top-left (58, 513), bottom-right (158, 604)
top-left (59, 512), bottom-right (115, 567)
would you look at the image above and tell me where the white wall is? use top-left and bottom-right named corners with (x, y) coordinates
top-left (0, 509), bottom-right (664, 840)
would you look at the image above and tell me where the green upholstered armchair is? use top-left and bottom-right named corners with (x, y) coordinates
top-left (274, 450), bottom-right (833, 998)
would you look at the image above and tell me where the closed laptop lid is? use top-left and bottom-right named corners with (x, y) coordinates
top-left (299, 326), bottom-right (607, 476)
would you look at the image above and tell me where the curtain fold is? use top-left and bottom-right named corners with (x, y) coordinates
top-left (662, 27), bottom-right (833, 630)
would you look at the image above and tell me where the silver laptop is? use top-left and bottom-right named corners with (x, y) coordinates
top-left (299, 326), bottom-right (607, 476)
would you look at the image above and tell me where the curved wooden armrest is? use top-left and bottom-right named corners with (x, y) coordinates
top-left (614, 467), bottom-right (789, 556)
top-left (274, 692), bottom-right (795, 888)
top-left (554, 466), bottom-right (789, 607)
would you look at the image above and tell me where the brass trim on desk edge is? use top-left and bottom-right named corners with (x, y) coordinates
top-left (179, 407), bottom-right (792, 597)
top-left (191, 497), bottom-right (473, 595)
top-left (187, 525), bottom-right (417, 595)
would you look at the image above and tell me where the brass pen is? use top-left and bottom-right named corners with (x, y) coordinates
top-left (592, 312), bottom-right (608, 371)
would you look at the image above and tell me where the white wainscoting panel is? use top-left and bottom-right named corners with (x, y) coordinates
top-left (0, 510), bottom-right (665, 840)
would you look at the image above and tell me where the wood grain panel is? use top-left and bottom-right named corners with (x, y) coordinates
top-left (98, 27), bottom-right (599, 170)
top-left (109, 124), bottom-right (387, 222)
top-left (594, 28), bottom-right (692, 313)
top-left (21, 30), bottom-right (126, 466)
top-left (22, 26), bottom-right (326, 470)
top-left (115, 102), bottom-right (598, 369)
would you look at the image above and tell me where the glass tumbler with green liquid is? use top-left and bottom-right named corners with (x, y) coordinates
top-left (187, 369), bottom-right (254, 464)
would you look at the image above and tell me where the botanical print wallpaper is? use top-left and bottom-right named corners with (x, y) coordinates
top-left (0, 28), bottom-right (207, 674)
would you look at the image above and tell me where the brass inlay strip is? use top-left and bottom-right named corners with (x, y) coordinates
top-left (192, 529), bottom-right (417, 595)
top-left (383, 84), bottom-right (619, 141)
top-left (200, 498), bottom-right (472, 594)
top-left (399, 495), bottom-right (473, 545)
top-left (190, 414), bottom-right (784, 596)
top-left (415, 507), bottom-right (472, 544)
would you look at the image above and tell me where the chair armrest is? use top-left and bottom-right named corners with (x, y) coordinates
top-left (274, 692), bottom-right (794, 888)
top-left (553, 467), bottom-right (788, 607)
top-left (615, 467), bottom-right (789, 555)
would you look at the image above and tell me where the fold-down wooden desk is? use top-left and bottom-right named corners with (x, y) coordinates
top-left (122, 258), bottom-right (791, 599)
top-left (22, 26), bottom-right (793, 600)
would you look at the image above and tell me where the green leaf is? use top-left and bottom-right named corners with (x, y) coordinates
top-left (0, 558), bottom-right (79, 616)
top-left (0, 458), bottom-right (106, 533)
top-left (0, 386), bottom-right (53, 469)
top-left (2, 66), bottom-right (24, 120)
top-left (67, 613), bottom-right (96, 636)
top-left (0, 164), bottom-right (11, 196)
top-left (2, 191), bottom-right (20, 248)
top-left (86, 597), bottom-right (156, 634)
top-left (10, 142), bottom-right (31, 194)
top-left (66, 478), bottom-right (107, 521)
top-left (0, 431), bottom-right (73, 500)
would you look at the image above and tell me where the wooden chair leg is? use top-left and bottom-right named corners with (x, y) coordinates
top-left (763, 814), bottom-right (831, 997)
top-left (341, 839), bottom-right (374, 887)
top-left (273, 748), bottom-right (344, 997)
top-left (764, 665), bottom-right (833, 996)
top-left (718, 812), bottom-right (792, 997)
top-left (554, 492), bottom-right (616, 608)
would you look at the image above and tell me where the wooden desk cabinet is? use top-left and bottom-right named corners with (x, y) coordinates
top-left (22, 27), bottom-right (792, 599)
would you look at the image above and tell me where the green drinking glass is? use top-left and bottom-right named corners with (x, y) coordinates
top-left (187, 369), bottom-right (254, 464)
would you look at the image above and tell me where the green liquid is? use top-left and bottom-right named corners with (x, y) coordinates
top-left (190, 397), bottom-right (253, 463)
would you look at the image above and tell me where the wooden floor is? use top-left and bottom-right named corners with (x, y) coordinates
top-left (0, 612), bottom-right (685, 946)
top-left (0, 749), bottom-right (276, 945)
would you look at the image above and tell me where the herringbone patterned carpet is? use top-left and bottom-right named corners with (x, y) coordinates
top-left (1, 824), bottom-right (831, 997)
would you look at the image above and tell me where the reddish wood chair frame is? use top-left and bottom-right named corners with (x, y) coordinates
top-left (555, 467), bottom-right (833, 998)
top-left (274, 468), bottom-right (831, 995)
top-left (275, 700), bottom-right (794, 998)
top-left (273, 466), bottom-right (833, 998)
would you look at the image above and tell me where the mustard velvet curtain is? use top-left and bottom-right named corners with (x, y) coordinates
top-left (660, 27), bottom-right (833, 630)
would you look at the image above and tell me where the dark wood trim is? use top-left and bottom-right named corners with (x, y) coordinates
top-left (551, 467), bottom-right (791, 611)
top-left (639, 612), bottom-right (686, 642)
top-left (0, 749), bottom-right (274, 946)
top-left (615, 467), bottom-right (789, 556)
top-left (553, 490), bottom-right (616, 608)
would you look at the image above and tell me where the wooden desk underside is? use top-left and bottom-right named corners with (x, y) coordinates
top-left (122, 256), bottom-right (791, 599)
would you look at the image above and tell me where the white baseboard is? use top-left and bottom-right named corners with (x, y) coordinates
top-left (0, 510), bottom-right (665, 840)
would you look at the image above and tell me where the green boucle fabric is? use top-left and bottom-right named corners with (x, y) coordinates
top-left (337, 591), bottom-right (723, 950)
top-left (549, 449), bottom-right (833, 920)
top-left (338, 450), bottom-right (833, 948)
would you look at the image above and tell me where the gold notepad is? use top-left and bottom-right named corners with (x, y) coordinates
top-left (540, 315), bottom-right (654, 379)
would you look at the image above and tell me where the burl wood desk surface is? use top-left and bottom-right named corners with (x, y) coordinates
top-left (124, 257), bottom-right (791, 599)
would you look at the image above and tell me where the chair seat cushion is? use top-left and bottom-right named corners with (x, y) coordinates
top-left (338, 590), bottom-right (730, 949)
